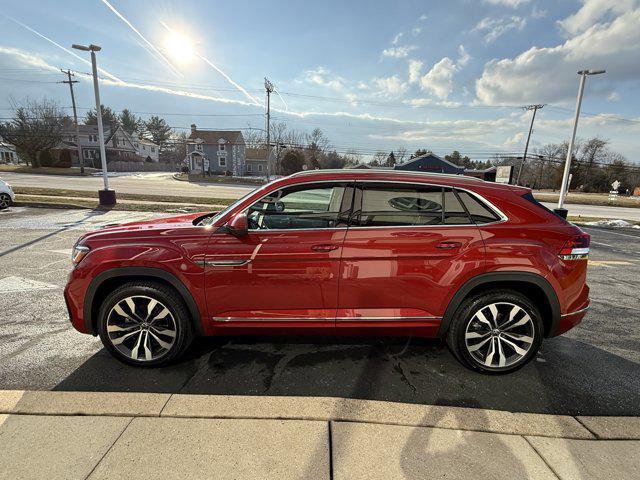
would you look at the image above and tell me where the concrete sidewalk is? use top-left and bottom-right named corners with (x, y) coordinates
top-left (1, 391), bottom-right (639, 479)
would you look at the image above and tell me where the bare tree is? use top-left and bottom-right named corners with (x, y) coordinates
top-left (370, 150), bottom-right (387, 166)
top-left (396, 147), bottom-right (407, 165)
top-left (0, 98), bottom-right (68, 168)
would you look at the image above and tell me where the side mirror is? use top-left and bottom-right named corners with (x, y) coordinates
top-left (227, 212), bottom-right (248, 236)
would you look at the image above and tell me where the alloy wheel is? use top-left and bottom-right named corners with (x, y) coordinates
top-left (106, 295), bottom-right (177, 362)
top-left (0, 194), bottom-right (10, 209)
top-left (464, 302), bottom-right (535, 369)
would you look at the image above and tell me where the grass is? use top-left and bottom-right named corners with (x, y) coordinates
top-left (534, 191), bottom-right (640, 208)
top-left (14, 195), bottom-right (223, 213)
top-left (13, 186), bottom-right (236, 207)
top-left (185, 173), bottom-right (266, 185)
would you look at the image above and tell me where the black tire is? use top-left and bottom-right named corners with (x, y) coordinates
top-left (97, 281), bottom-right (194, 367)
top-left (446, 289), bottom-right (543, 374)
top-left (0, 193), bottom-right (11, 210)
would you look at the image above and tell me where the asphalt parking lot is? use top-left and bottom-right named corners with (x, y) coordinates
top-left (0, 206), bottom-right (638, 416)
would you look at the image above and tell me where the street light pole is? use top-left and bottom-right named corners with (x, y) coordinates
top-left (72, 43), bottom-right (116, 206)
top-left (555, 69), bottom-right (605, 218)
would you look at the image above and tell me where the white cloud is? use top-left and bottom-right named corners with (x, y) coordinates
top-left (531, 6), bottom-right (548, 19)
top-left (382, 45), bottom-right (418, 58)
top-left (372, 75), bottom-right (408, 97)
top-left (419, 57), bottom-right (457, 99)
top-left (416, 45), bottom-right (470, 99)
top-left (391, 32), bottom-right (404, 45)
top-left (458, 45), bottom-right (471, 67)
top-left (483, 0), bottom-right (530, 7)
top-left (472, 15), bottom-right (526, 44)
top-left (608, 91), bottom-right (620, 101)
top-left (419, 14), bottom-right (428, 21)
top-left (557, 0), bottom-right (639, 36)
top-left (408, 59), bottom-right (424, 83)
top-left (412, 27), bottom-right (422, 36)
top-left (476, 7), bottom-right (640, 104)
top-left (304, 67), bottom-right (345, 91)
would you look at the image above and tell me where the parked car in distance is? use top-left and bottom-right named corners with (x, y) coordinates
top-left (0, 178), bottom-right (15, 209)
top-left (64, 169), bottom-right (590, 373)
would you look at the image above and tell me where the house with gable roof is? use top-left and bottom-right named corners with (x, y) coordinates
top-left (185, 124), bottom-right (246, 175)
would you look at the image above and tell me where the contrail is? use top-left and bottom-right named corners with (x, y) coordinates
top-left (196, 53), bottom-right (261, 106)
top-left (98, 0), bottom-right (182, 77)
top-left (5, 16), bottom-right (123, 82)
top-left (274, 86), bottom-right (288, 111)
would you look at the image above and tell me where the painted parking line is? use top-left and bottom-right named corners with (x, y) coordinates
top-left (588, 260), bottom-right (634, 267)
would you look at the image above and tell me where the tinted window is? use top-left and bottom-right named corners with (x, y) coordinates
top-left (443, 190), bottom-right (472, 224)
top-left (355, 184), bottom-right (444, 226)
top-left (457, 190), bottom-right (501, 224)
top-left (248, 183), bottom-right (352, 230)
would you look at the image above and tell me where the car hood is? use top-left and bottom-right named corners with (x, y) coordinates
top-left (78, 212), bottom-right (211, 243)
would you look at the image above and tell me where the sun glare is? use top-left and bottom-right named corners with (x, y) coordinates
top-left (163, 30), bottom-right (196, 63)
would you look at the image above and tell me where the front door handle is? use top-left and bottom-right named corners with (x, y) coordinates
top-left (435, 241), bottom-right (463, 250)
top-left (311, 244), bottom-right (340, 252)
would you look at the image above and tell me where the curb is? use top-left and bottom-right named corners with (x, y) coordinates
top-left (2, 390), bottom-right (638, 440)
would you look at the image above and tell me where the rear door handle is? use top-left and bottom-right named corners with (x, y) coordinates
top-left (311, 244), bottom-right (340, 252)
top-left (435, 241), bottom-right (463, 250)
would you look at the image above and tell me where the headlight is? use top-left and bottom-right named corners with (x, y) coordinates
top-left (72, 243), bottom-right (90, 265)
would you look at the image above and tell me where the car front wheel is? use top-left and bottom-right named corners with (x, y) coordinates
top-left (97, 282), bottom-right (194, 367)
top-left (446, 289), bottom-right (543, 374)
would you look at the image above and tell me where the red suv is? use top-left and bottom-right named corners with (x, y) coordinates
top-left (64, 170), bottom-right (590, 373)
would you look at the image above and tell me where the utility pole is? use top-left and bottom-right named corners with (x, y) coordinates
top-left (516, 104), bottom-right (544, 185)
top-left (264, 78), bottom-right (274, 182)
top-left (555, 69), bottom-right (605, 218)
top-left (59, 69), bottom-right (85, 174)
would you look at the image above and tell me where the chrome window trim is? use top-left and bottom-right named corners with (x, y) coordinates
top-left (241, 178), bottom-right (508, 233)
top-left (196, 259), bottom-right (251, 267)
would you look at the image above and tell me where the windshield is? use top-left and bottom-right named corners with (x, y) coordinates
top-left (195, 186), bottom-right (265, 226)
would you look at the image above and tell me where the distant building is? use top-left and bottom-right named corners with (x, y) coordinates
top-left (0, 136), bottom-right (20, 164)
top-left (185, 124), bottom-right (245, 176)
top-left (394, 153), bottom-right (465, 174)
top-left (464, 166), bottom-right (497, 181)
top-left (57, 125), bottom-right (157, 166)
top-left (245, 147), bottom-right (275, 176)
top-left (134, 136), bottom-right (159, 162)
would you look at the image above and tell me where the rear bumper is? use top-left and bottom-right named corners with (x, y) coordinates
top-left (553, 302), bottom-right (590, 336)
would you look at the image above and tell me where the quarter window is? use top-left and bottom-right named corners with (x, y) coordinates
top-left (247, 183), bottom-right (353, 230)
top-left (456, 190), bottom-right (501, 224)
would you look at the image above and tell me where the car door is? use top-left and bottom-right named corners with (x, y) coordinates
top-left (203, 181), bottom-right (354, 327)
top-left (337, 181), bottom-right (486, 334)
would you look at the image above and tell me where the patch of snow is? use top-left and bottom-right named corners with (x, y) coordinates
top-left (584, 219), bottom-right (635, 228)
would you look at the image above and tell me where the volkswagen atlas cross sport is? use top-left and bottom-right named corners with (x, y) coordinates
top-left (64, 169), bottom-right (590, 373)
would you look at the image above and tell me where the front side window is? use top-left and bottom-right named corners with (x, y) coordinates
top-left (247, 183), bottom-right (353, 230)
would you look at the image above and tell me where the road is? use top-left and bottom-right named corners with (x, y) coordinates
top-left (2, 171), bottom-right (640, 220)
top-left (0, 171), bottom-right (255, 200)
top-left (1, 206), bottom-right (638, 415)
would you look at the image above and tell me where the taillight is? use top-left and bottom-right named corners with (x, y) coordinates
top-left (558, 233), bottom-right (590, 260)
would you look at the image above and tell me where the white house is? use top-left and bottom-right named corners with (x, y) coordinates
top-left (0, 137), bottom-right (20, 164)
top-left (134, 136), bottom-right (159, 162)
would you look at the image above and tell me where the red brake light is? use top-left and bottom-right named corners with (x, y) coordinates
top-left (558, 233), bottom-right (590, 259)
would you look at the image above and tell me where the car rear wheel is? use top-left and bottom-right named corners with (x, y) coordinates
top-left (0, 193), bottom-right (11, 209)
top-left (97, 282), bottom-right (194, 367)
top-left (446, 289), bottom-right (543, 374)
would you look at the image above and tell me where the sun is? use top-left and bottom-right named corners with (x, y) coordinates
top-left (163, 30), bottom-right (196, 63)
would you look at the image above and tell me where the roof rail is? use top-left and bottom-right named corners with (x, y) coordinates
top-left (288, 168), bottom-right (484, 182)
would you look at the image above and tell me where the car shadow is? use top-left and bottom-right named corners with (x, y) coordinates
top-left (53, 334), bottom-right (640, 416)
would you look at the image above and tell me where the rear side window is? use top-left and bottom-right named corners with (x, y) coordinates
top-left (456, 190), bottom-right (501, 224)
top-left (353, 183), bottom-right (481, 227)
top-left (357, 184), bottom-right (444, 226)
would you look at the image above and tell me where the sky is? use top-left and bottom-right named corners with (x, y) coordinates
top-left (0, 0), bottom-right (638, 162)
